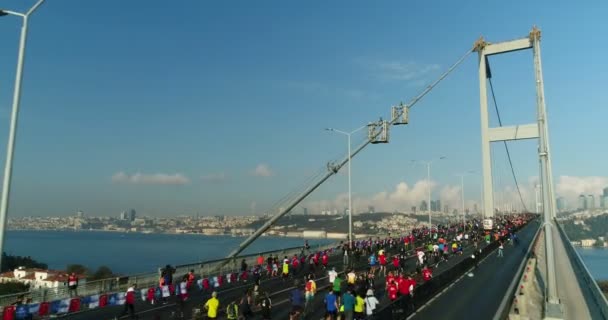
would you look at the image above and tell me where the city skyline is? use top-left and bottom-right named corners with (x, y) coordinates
top-left (0, 1), bottom-right (605, 217)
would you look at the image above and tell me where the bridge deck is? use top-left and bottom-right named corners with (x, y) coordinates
top-left (407, 220), bottom-right (540, 320)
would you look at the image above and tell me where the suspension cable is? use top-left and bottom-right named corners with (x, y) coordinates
top-left (488, 78), bottom-right (529, 213)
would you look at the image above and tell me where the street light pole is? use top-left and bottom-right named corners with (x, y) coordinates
top-left (0, 0), bottom-right (46, 270)
top-left (412, 156), bottom-right (446, 236)
top-left (326, 125), bottom-right (366, 248)
top-left (455, 170), bottom-right (475, 227)
top-left (427, 162), bottom-right (431, 227)
top-left (460, 174), bottom-right (465, 225)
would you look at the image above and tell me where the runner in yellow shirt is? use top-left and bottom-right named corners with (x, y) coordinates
top-left (205, 291), bottom-right (220, 319)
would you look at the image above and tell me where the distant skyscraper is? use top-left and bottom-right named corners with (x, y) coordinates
top-left (587, 195), bottom-right (595, 210)
top-left (119, 211), bottom-right (128, 220)
top-left (578, 194), bottom-right (587, 210)
top-left (420, 200), bottom-right (428, 212)
top-left (411, 206), bottom-right (417, 213)
top-left (76, 210), bottom-right (84, 218)
top-left (129, 209), bottom-right (136, 222)
top-left (436, 200), bottom-right (442, 213)
top-left (556, 197), bottom-right (565, 212)
top-left (604, 187), bottom-right (608, 197)
top-left (303, 207), bottom-right (308, 216)
top-left (603, 196), bottom-right (608, 209)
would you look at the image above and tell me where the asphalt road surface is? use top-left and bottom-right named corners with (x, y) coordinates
top-left (408, 220), bottom-right (540, 320)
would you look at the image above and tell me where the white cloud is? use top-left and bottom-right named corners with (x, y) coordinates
top-left (251, 164), bottom-right (274, 177)
top-left (111, 172), bottom-right (190, 185)
top-left (356, 58), bottom-right (440, 84)
top-left (307, 179), bottom-right (443, 213)
top-left (201, 172), bottom-right (227, 183)
top-left (556, 175), bottom-right (608, 204)
top-left (303, 175), bottom-right (608, 215)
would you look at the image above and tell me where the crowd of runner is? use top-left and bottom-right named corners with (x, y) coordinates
top-left (114, 213), bottom-right (534, 319)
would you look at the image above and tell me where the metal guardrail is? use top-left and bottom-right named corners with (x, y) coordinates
top-left (0, 241), bottom-right (340, 307)
top-left (555, 220), bottom-right (608, 319)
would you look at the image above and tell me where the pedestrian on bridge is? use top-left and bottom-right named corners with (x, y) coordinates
top-left (120, 283), bottom-right (138, 320)
top-left (498, 241), bottom-right (504, 258)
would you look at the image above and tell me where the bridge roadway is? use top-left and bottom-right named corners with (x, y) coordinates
top-left (63, 227), bottom-right (491, 320)
top-left (408, 219), bottom-right (539, 320)
top-left (274, 232), bottom-right (489, 320)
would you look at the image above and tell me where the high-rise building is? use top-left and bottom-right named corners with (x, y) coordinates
top-left (604, 187), bottom-right (608, 197)
top-left (602, 196), bottom-right (608, 209)
top-left (556, 197), bottom-right (565, 212)
top-left (119, 211), bottom-right (128, 220)
top-left (420, 200), bottom-right (428, 212)
top-left (303, 207), bottom-right (308, 216)
top-left (587, 195), bottom-right (595, 210)
top-left (411, 206), bottom-right (417, 213)
top-left (76, 210), bottom-right (84, 218)
top-left (578, 194), bottom-right (587, 210)
top-left (129, 209), bottom-right (136, 222)
top-left (436, 200), bottom-right (442, 213)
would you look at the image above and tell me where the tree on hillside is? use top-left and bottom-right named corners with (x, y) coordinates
top-left (66, 264), bottom-right (88, 275)
top-left (0, 282), bottom-right (29, 295)
top-left (1, 253), bottom-right (48, 272)
top-left (90, 266), bottom-right (114, 280)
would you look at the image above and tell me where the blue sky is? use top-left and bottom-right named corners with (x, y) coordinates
top-left (0, 0), bottom-right (605, 216)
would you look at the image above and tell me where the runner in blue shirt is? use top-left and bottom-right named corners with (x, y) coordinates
top-left (369, 253), bottom-right (377, 274)
top-left (324, 288), bottom-right (338, 319)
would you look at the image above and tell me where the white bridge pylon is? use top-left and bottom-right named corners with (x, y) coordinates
top-left (475, 27), bottom-right (562, 317)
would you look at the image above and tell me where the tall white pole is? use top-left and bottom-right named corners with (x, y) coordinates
top-left (0, 0), bottom-right (45, 270)
top-left (428, 162), bottom-right (432, 230)
top-left (461, 175), bottom-right (465, 226)
top-left (0, 17), bottom-right (29, 271)
top-left (347, 134), bottom-right (352, 248)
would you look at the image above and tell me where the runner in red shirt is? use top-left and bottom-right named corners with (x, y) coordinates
top-left (378, 251), bottom-right (387, 276)
top-left (321, 252), bottom-right (329, 270)
top-left (397, 273), bottom-right (409, 296)
top-left (385, 271), bottom-right (395, 289)
top-left (392, 255), bottom-right (400, 271)
top-left (387, 280), bottom-right (398, 301)
top-left (422, 266), bottom-right (433, 282)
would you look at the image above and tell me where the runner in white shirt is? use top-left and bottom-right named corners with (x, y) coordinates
top-left (417, 250), bottom-right (425, 265)
top-left (328, 267), bottom-right (338, 284)
top-left (365, 289), bottom-right (379, 316)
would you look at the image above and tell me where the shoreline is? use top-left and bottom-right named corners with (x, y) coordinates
top-left (6, 228), bottom-right (353, 239)
top-left (5, 228), bottom-right (347, 240)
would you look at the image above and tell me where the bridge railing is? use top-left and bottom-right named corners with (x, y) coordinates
top-left (0, 241), bottom-right (341, 307)
top-left (555, 220), bottom-right (608, 318)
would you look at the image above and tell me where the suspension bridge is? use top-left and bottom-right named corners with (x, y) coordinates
top-left (0, 22), bottom-right (606, 320)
